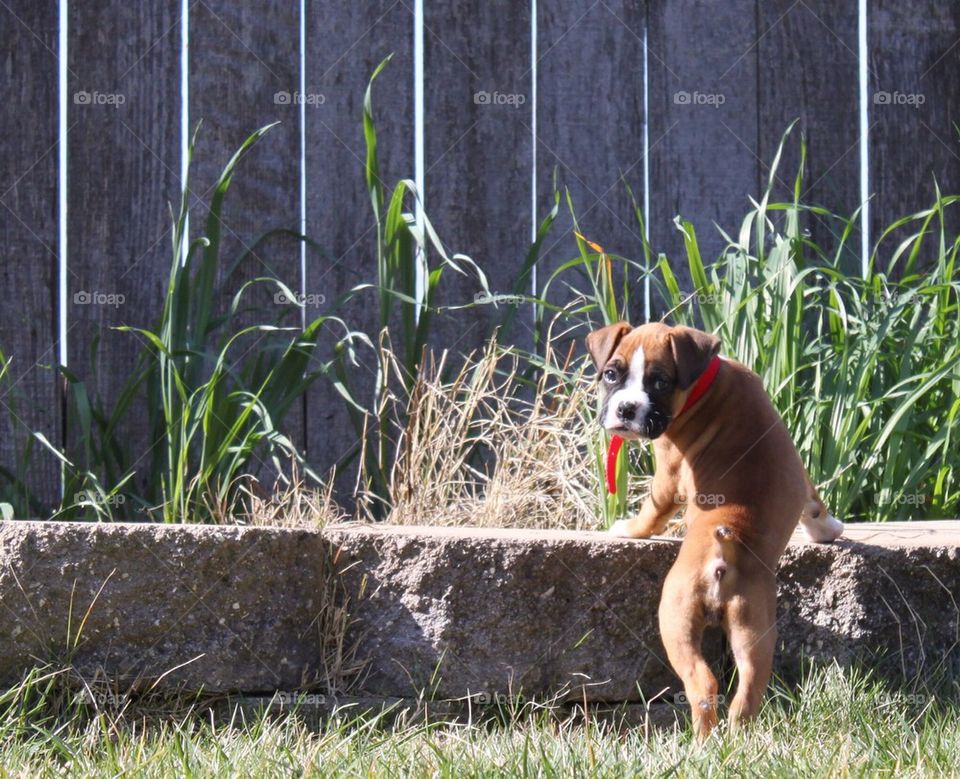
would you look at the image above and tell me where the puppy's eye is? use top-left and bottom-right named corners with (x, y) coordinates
top-left (650, 376), bottom-right (672, 393)
top-left (602, 367), bottom-right (620, 384)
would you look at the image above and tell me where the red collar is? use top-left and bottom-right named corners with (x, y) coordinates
top-left (676, 355), bottom-right (722, 418)
top-left (605, 356), bottom-right (722, 496)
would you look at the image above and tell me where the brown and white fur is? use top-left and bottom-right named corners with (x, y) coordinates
top-left (586, 321), bottom-right (843, 739)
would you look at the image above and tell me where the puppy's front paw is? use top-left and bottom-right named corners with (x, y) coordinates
top-left (608, 519), bottom-right (633, 538)
top-left (803, 513), bottom-right (844, 543)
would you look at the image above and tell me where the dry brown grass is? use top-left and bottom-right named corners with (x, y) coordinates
top-left (237, 332), bottom-right (650, 531)
top-left (360, 336), bottom-right (647, 530)
top-left (235, 464), bottom-right (346, 528)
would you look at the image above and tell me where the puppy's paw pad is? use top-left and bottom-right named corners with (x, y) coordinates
top-left (608, 519), bottom-right (632, 537)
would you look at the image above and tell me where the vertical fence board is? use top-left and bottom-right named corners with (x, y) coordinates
top-left (305, 2), bottom-right (414, 495)
top-left (189, 1), bottom-right (304, 464)
top-left (757, 0), bottom-right (861, 269)
top-left (424, 0), bottom-right (533, 352)
top-left (536, 0), bottom-right (646, 328)
top-left (869, 1), bottom-right (960, 269)
top-left (647, 0), bottom-right (760, 301)
top-left (67, 1), bottom-right (180, 511)
top-left (0, 4), bottom-right (60, 513)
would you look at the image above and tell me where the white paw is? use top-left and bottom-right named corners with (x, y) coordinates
top-left (608, 519), bottom-right (632, 537)
top-left (823, 514), bottom-right (845, 540)
top-left (803, 513), bottom-right (844, 543)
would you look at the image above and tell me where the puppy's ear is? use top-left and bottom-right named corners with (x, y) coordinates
top-left (670, 326), bottom-right (721, 389)
top-left (585, 321), bottom-right (632, 373)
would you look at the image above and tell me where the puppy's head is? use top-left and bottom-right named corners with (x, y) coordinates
top-left (585, 322), bottom-right (721, 440)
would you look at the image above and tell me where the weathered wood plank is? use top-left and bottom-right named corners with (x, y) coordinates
top-left (757, 0), bottom-right (861, 270)
top-left (304, 2), bottom-right (414, 498)
top-left (537, 0), bottom-right (646, 325)
top-left (647, 0), bottom-right (760, 302)
top-left (67, 0), bottom-right (180, 511)
top-left (869, 1), bottom-right (960, 271)
top-left (0, 3), bottom-right (61, 513)
top-left (189, 0), bottom-right (304, 462)
top-left (424, 0), bottom-right (533, 350)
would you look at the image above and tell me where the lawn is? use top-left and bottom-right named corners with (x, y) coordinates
top-left (2, 665), bottom-right (958, 777)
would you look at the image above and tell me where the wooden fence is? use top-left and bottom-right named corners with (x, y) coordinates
top-left (1, 1), bottom-right (958, 510)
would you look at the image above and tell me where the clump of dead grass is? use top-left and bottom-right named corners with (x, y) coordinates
top-left (233, 331), bottom-right (650, 531)
top-left (234, 464), bottom-right (346, 528)
top-left (366, 336), bottom-right (646, 530)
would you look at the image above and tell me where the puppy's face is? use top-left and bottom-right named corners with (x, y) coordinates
top-left (585, 322), bottom-right (720, 440)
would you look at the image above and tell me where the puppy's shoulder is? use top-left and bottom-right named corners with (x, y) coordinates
top-left (718, 355), bottom-right (761, 383)
top-left (718, 356), bottom-right (772, 400)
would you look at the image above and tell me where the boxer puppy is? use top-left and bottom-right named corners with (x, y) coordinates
top-left (586, 321), bottom-right (843, 739)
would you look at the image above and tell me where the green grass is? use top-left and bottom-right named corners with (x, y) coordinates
top-left (653, 129), bottom-right (960, 522)
top-left (33, 122), bottom-right (362, 523)
top-left (2, 665), bottom-right (958, 776)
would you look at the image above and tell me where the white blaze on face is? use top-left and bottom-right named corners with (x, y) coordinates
top-left (603, 345), bottom-right (651, 429)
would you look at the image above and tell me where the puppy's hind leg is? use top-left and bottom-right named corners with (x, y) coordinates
top-left (659, 567), bottom-right (720, 741)
top-left (723, 575), bottom-right (778, 731)
top-left (798, 475), bottom-right (843, 543)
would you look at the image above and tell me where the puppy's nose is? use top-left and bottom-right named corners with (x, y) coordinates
top-left (617, 401), bottom-right (637, 422)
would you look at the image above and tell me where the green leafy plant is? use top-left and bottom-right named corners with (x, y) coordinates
top-left (0, 350), bottom-right (38, 518)
top-left (645, 128), bottom-right (960, 521)
top-left (41, 123), bottom-right (361, 522)
top-left (336, 55), bottom-right (496, 518)
top-left (519, 126), bottom-right (959, 524)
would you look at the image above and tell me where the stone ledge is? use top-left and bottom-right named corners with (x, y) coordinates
top-left (1, 520), bottom-right (958, 702)
top-left (326, 521), bottom-right (960, 701)
top-left (0, 522), bottom-right (330, 693)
